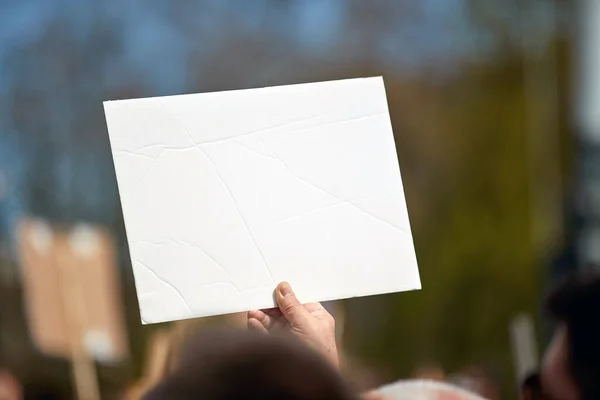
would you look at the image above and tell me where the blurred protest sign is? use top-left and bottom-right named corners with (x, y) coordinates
top-left (17, 217), bottom-right (128, 399)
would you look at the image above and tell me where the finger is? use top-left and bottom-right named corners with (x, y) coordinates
top-left (248, 310), bottom-right (266, 322)
top-left (247, 310), bottom-right (267, 332)
top-left (263, 309), bottom-right (287, 330)
top-left (250, 309), bottom-right (284, 331)
top-left (275, 282), bottom-right (309, 327)
top-left (262, 308), bottom-right (284, 320)
top-left (248, 318), bottom-right (268, 333)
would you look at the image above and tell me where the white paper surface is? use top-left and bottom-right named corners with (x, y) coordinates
top-left (104, 77), bottom-right (421, 324)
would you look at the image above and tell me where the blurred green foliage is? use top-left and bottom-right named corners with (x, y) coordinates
top-left (344, 36), bottom-right (571, 395)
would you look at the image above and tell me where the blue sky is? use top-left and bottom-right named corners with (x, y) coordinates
top-left (0, 0), bottom-right (492, 94)
top-left (0, 0), bottom-right (556, 237)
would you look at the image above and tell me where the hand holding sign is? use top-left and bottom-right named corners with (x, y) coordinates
top-left (248, 282), bottom-right (339, 368)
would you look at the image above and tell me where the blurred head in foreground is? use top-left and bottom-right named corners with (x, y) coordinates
top-left (541, 270), bottom-right (600, 400)
top-left (142, 328), bottom-right (358, 400)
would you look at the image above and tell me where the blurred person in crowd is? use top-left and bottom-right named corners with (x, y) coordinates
top-left (247, 282), bottom-right (484, 400)
top-left (143, 282), bottom-right (360, 400)
top-left (526, 270), bottom-right (600, 400)
top-left (247, 282), bottom-right (487, 400)
top-left (141, 328), bottom-right (359, 400)
top-left (143, 281), bottom-right (493, 400)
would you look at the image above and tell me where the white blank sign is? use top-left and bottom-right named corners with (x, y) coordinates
top-left (104, 77), bottom-right (421, 324)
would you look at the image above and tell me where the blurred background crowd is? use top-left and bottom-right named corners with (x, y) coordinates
top-left (0, 0), bottom-right (598, 398)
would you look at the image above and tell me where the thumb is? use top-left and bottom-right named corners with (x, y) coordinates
top-left (275, 282), bottom-right (309, 327)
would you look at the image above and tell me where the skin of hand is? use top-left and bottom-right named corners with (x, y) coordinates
top-left (247, 282), bottom-right (339, 368)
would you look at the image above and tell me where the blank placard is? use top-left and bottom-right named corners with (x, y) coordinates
top-left (104, 77), bottom-right (420, 324)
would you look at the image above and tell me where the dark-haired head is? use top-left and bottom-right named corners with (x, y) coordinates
top-left (542, 270), bottom-right (600, 400)
top-left (143, 328), bottom-right (359, 400)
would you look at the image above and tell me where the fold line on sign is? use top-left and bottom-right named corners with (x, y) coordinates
top-left (200, 281), bottom-right (248, 291)
top-left (272, 202), bottom-right (348, 226)
top-left (140, 152), bottom-right (163, 182)
top-left (197, 147), bottom-right (276, 284)
top-left (250, 135), bottom-right (411, 236)
top-left (233, 139), bottom-right (410, 233)
top-left (122, 109), bottom-right (386, 154)
top-left (132, 110), bottom-right (386, 182)
top-left (196, 112), bottom-right (387, 147)
top-left (135, 259), bottom-right (194, 317)
top-left (233, 139), bottom-right (279, 160)
top-left (132, 238), bottom-right (242, 292)
top-left (153, 99), bottom-right (276, 285)
top-left (269, 198), bottom-right (410, 237)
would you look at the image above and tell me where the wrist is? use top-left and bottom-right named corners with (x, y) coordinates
top-left (324, 344), bottom-right (340, 370)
